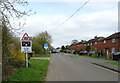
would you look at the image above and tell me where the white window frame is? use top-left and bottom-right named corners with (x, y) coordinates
top-left (90, 43), bottom-right (92, 45)
top-left (112, 38), bottom-right (116, 43)
top-left (112, 48), bottom-right (115, 53)
top-left (104, 40), bottom-right (106, 44)
top-left (95, 42), bottom-right (97, 45)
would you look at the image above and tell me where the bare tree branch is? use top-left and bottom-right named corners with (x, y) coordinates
top-left (1, 0), bottom-right (35, 34)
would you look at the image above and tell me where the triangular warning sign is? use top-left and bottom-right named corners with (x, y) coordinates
top-left (21, 33), bottom-right (30, 41)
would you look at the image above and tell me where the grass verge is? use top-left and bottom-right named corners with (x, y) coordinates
top-left (33, 54), bottom-right (51, 57)
top-left (66, 53), bottom-right (110, 60)
top-left (106, 62), bottom-right (120, 66)
top-left (65, 53), bottom-right (80, 56)
top-left (79, 55), bottom-right (113, 60)
top-left (5, 59), bottom-right (49, 81)
top-left (80, 55), bottom-right (105, 59)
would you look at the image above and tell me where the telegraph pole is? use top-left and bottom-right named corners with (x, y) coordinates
top-left (118, 1), bottom-right (120, 32)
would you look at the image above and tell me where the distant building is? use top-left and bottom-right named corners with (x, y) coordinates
top-left (69, 32), bottom-right (120, 56)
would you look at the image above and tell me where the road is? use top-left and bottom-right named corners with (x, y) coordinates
top-left (46, 53), bottom-right (118, 81)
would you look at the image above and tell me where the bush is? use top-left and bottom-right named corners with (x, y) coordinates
top-left (9, 60), bottom-right (31, 68)
top-left (73, 50), bottom-right (79, 54)
top-left (9, 60), bottom-right (25, 67)
top-left (11, 49), bottom-right (25, 62)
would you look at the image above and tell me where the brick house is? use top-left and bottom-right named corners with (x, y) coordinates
top-left (86, 36), bottom-right (105, 55)
top-left (69, 32), bottom-right (120, 56)
top-left (102, 32), bottom-right (120, 56)
top-left (69, 44), bottom-right (78, 51)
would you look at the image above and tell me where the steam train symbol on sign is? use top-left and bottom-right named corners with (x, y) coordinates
top-left (22, 41), bottom-right (31, 47)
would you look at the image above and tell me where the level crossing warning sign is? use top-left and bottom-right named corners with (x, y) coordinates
top-left (21, 33), bottom-right (32, 53)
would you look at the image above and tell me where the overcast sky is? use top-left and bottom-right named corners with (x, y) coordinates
top-left (17, 0), bottom-right (119, 48)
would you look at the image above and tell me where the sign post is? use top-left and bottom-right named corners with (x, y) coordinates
top-left (26, 53), bottom-right (28, 68)
top-left (21, 33), bottom-right (32, 68)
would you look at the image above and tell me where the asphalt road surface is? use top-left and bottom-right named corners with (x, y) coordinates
top-left (46, 53), bottom-right (118, 81)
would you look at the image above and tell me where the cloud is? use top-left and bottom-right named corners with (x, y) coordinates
top-left (23, 8), bottom-right (117, 48)
top-left (27, 0), bottom-right (119, 2)
top-left (19, 1), bottom-right (118, 48)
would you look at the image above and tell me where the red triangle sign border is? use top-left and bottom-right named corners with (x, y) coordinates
top-left (21, 33), bottom-right (31, 41)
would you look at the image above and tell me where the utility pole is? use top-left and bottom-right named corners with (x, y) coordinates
top-left (118, 1), bottom-right (120, 32)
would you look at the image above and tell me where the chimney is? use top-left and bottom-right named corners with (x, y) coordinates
top-left (81, 40), bottom-right (84, 42)
top-left (94, 36), bottom-right (97, 39)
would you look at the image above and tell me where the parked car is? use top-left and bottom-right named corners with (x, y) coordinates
top-left (79, 51), bottom-right (87, 55)
top-left (52, 50), bottom-right (60, 53)
top-left (110, 52), bottom-right (120, 60)
top-left (64, 50), bottom-right (72, 53)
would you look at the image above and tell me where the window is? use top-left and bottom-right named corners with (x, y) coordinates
top-left (112, 38), bottom-right (116, 43)
top-left (112, 48), bottom-right (115, 53)
top-left (84, 44), bottom-right (86, 46)
top-left (90, 43), bottom-right (92, 45)
top-left (104, 40), bottom-right (106, 43)
top-left (95, 42), bottom-right (97, 45)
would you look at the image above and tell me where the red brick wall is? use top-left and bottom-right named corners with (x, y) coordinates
top-left (69, 38), bottom-right (120, 55)
top-left (117, 38), bottom-right (120, 51)
top-left (79, 44), bottom-right (85, 50)
top-left (69, 44), bottom-right (86, 50)
top-left (102, 38), bottom-right (120, 55)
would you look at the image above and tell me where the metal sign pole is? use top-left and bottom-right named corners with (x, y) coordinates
top-left (21, 33), bottom-right (32, 68)
top-left (26, 53), bottom-right (28, 68)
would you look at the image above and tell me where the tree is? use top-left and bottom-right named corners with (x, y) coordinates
top-left (61, 45), bottom-right (65, 51)
top-left (85, 46), bottom-right (92, 56)
top-left (1, 0), bottom-right (34, 80)
top-left (71, 40), bottom-right (78, 45)
top-left (65, 45), bottom-right (69, 50)
top-left (36, 31), bottom-right (52, 44)
top-left (32, 31), bottom-right (52, 54)
top-left (1, 0), bottom-right (35, 34)
top-left (2, 24), bottom-right (26, 80)
top-left (85, 46), bottom-right (91, 52)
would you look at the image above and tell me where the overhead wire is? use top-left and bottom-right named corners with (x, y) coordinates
top-left (49, 0), bottom-right (90, 32)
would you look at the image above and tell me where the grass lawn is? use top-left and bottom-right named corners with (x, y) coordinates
top-left (79, 55), bottom-right (113, 60)
top-left (65, 53), bottom-right (79, 56)
top-left (5, 59), bottom-right (49, 81)
top-left (106, 62), bottom-right (120, 66)
top-left (33, 54), bottom-right (51, 57)
top-left (65, 53), bottom-right (113, 60)
top-left (80, 55), bottom-right (107, 59)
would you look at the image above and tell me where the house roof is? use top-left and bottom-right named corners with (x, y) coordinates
top-left (98, 37), bottom-right (105, 41)
top-left (76, 40), bottom-right (88, 45)
top-left (69, 44), bottom-right (75, 46)
top-left (87, 38), bottom-right (96, 43)
top-left (69, 32), bottom-right (120, 46)
top-left (106, 32), bottom-right (120, 40)
top-left (87, 37), bottom-right (105, 43)
top-left (76, 42), bottom-right (82, 45)
top-left (83, 41), bottom-right (88, 44)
